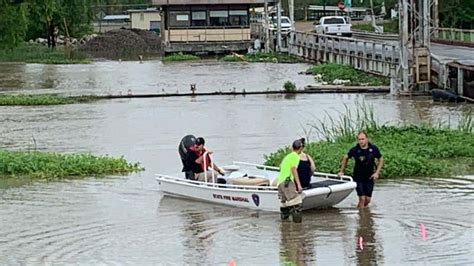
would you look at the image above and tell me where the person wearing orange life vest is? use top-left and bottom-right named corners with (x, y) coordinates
top-left (185, 137), bottom-right (224, 182)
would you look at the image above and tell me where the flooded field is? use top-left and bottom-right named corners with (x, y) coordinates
top-left (0, 61), bottom-right (473, 264)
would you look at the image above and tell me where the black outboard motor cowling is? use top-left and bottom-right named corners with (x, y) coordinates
top-left (179, 135), bottom-right (197, 179)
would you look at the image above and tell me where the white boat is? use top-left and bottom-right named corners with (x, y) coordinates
top-left (156, 161), bottom-right (356, 212)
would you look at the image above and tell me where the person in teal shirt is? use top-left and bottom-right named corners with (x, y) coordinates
top-left (277, 139), bottom-right (304, 223)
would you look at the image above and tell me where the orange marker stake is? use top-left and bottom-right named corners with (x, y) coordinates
top-left (358, 236), bottom-right (364, 250)
top-left (229, 259), bottom-right (236, 266)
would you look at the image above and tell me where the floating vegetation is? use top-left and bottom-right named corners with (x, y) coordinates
top-left (163, 52), bottom-right (200, 62)
top-left (0, 150), bottom-right (143, 180)
top-left (283, 81), bottom-right (296, 92)
top-left (265, 103), bottom-right (474, 178)
top-left (308, 64), bottom-right (389, 86)
top-left (223, 52), bottom-right (302, 63)
top-left (0, 94), bottom-right (97, 106)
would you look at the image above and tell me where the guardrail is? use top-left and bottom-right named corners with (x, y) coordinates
top-left (432, 27), bottom-right (474, 43)
top-left (288, 31), bottom-right (399, 77)
top-left (352, 30), bottom-right (398, 42)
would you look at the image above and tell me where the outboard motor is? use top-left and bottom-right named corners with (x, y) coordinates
top-left (179, 135), bottom-right (196, 179)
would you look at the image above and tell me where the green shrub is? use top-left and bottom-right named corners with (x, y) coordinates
top-left (283, 81), bottom-right (296, 92)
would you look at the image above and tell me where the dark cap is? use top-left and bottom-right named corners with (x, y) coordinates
top-left (196, 137), bottom-right (205, 146)
top-left (292, 138), bottom-right (305, 150)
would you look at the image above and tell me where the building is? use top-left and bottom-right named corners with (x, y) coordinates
top-left (129, 8), bottom-right (162, 33)
top-left (308, 5), bottom-right (369, 21)
top-left (151, 0), bottom-right (278, 54)
top-left (94, 15), bottom-right (130, 33)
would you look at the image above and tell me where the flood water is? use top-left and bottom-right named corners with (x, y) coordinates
top-left (0, 62), bottom-right (473, 265)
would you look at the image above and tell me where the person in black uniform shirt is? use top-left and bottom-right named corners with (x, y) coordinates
top-left (338, 131), bottom-right (384, 208)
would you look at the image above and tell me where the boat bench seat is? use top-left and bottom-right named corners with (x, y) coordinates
top-left (229, 176), bottom-right (270, 186)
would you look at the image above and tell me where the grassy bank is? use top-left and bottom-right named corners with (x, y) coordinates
top-left (0, 43), bottom-right (90, 64)
top-left (265, 104), bottom-right (474, 178)
top-left (352, 21), bottom-right (399, 34)
top-left (223, 52), bottom-right (302, 63)
top-left (0, 150), bottom-right (143, 179)
top-left (163, 52), bottom-right (200, 62)
top-left (0, 95), bottom-right (97, 106)
top-left (308, 64), bottom-right (389, 86)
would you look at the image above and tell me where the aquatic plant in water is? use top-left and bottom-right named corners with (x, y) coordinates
top-left (0, 150), bottom-right (143, 180)
top-left (162, 52), bottom-right (200, 62)
top-left (265, 103), bottom-right (474, 178)
top-left (0, 95), bottom-right (96, 106)
top-left (308, 64), bottom-right (389, 86)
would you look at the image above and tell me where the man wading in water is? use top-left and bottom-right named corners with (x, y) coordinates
top-left (338, 131), bottom-right (384, 208)
top-left (277, 139), bottom-right (304, 223)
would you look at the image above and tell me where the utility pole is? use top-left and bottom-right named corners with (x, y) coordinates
top-left (397, 0), bottom-right (432, 94)
top-left (399, 0), bottom-right (410, 93)
top-left (276, 0), bottom-right (282, 52)
top-left (433, 0), bottom-right (439, 38)
top-left (289, 0), bottom-right (294, 27)
top-left (264, 0), bottom-right (270, 52)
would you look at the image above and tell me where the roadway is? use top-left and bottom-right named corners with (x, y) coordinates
top-left (295, 21), bottom-right (474, 64)
top-left (431, 43), bottom-right (474, 66)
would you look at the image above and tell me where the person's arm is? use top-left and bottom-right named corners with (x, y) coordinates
top-left (338, 154), bottom-right (349, 176)
top-left (371, 156), bottom-right (384, 180)
top-left (212, 163), bottom-right (224, 175)
top-left (291, 166), bottom-right (302, 192)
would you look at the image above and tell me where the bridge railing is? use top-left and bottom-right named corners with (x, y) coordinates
top-left (288, 31), bottom-right (399, 77)
top-left (432, 28), bottom-right (474, 43)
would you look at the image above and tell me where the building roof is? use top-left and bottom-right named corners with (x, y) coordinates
top-left (103, 15), bottom-right (130, 21)
top-left (151, 0), bottom-right (278, 5)
top-left (128, 7), bottom-right (160, 13)
top-left (308, 5), bottom-right (368, 12)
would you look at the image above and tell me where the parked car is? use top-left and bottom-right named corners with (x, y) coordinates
top-left (314, 16), bottom-right (352, 37)
top-left (268, 16), bottom-right (294, 34)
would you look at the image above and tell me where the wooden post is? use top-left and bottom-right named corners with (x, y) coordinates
top-left (457, 67), bottom-right (464, 95)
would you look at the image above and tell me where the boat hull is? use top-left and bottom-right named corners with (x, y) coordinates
top-left (156, 175), bottom-right (356, 212)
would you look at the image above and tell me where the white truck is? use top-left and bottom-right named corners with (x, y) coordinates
top-left (314, 16), bottom-right (352, 37)
top-left (268, 16), bottom-right (294, 34)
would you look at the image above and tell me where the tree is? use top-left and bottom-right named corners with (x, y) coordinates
top-left (25, 0), bottom-right (95, 47)
top-left (59, 1), bottom-right (94, 38)
top-left (26, 0), bottom-right (59, 47)
top-left (0, 0), bottom-right (28, 48)
top-left (439, 0), bottom-right (474, 29)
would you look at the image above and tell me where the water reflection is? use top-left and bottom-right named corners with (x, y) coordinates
top-left (279, 223), bottom-right (315, 266)
top-left (356, 208), bottom-right (383, 265)
top-left (182, 210), bottom-right (213, 265)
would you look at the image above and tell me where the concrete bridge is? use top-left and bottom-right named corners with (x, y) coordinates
top-left (253, 27), bottom-right (473, 99)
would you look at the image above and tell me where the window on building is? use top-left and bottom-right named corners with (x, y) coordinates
top-left (191, 11), bottom-right (206, 27)
top-left (209, 10), bottom-right (228, 27)
top-left (229, 10), bottom-right (248, 26)
top-left (169, 11), bottom-right (190, 27)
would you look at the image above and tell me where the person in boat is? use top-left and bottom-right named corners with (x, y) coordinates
top-left (296, 138), bottom-right (316, 189)
top-left (185, 137), bottom-right (224, 183)
top-left (277, 139), bottom-right (304, 223)
top-left (338, 131), bottom-right (384, 208)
